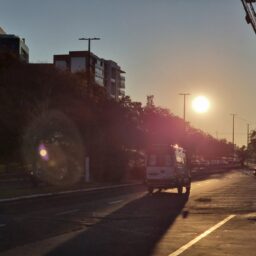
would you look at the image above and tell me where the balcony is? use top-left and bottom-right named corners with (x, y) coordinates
top-left (119, 89), bottom-right (125, 97)
top-left (120, 75), bottom-right (125, 89)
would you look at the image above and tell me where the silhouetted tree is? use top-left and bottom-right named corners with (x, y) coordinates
top-left (0, 64), bottom-right (235, 183)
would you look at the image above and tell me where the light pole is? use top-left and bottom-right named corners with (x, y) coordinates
top-left (179, 93), bottom-right (190, 122)
top-left (230, 113), bottom-right (236, 154)
top-left (247, 123), bottom-right (250, 147)
top-left (79, 37), bottom-right (100, 86)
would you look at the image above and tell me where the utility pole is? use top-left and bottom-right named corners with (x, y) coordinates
top-left (179, 93), bottom-right (190, 122)
top-left (247, 123), bottom-right (250, 148)
top-left (79, 37), bottom-right (100, 86)
top-left (230, 113), bottom-right (236, 154)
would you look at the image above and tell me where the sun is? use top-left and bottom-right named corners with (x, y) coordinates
top-left (192, 96), bottom-right (210, 113)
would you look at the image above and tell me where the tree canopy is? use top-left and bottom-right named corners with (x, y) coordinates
top-left (0, 59), bottom-right (234, 183)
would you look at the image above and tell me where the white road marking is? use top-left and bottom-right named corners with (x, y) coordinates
top-left (0, 223), bottom-right (6, 228)
top-left (168, 214), bottom-right (236, 256)
top-left (55, 209), bottom-right (79, 216)
top-left (109, 200), bottom-right (124, 205)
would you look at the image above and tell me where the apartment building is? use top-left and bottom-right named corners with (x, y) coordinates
top-left (0, 32), bottom-right (29, 63)
top-left (54, 51), bottom-right (104, 87)
top-left (54, 51), bottom-right (125, 100)
top-left (104, 60), bottom-right (125, 100)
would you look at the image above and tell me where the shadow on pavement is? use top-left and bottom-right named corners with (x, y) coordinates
top-left (46, 191), bottom-right (189, 256)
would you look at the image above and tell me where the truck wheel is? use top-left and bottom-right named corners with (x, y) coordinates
top-left (185, 185), bottom-right (191, 195)
top-left (186, 177), bottom-right (192, 191)
top-left (177, 186), bottom-right (183, 195)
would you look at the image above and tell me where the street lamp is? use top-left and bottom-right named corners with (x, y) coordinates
top-left (247, 123), bottom-right (250, 147)
top-left (179, 93), bottom-right (190, 122)
top-left (230, 113), bottom-right (237, 154)
top-left (79, 37), bottom-right (101, 86)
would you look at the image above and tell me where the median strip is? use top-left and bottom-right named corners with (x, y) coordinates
top-left (0, 182), bottom-right (142, 203)
top-left (168, 215), bottom-right (236, 256)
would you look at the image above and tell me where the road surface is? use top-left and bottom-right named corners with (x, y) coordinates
top-left (0, 169), bottom-right (256, 256)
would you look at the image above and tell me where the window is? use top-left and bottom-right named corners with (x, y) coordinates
top-left (111, 82), bottom-right (116, 95)
top-left (165, 154), bottom-right (173, 166)
top-left (111, 67), bottom-right (116, 79)
top-left (70, 57), bottom-right (86, 73)
top-left (148, 154), bottom-right (157, 166)
top-left (147, 153), bottom-right (172, 166)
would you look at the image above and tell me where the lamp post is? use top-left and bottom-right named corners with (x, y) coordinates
top-left (79, 37), bottom-right (100, 86)
top-left (230, 113), bottom-right (237, 154)
top-left (247, 123), bottom-right (250, 148)
top-left (179, 93), bottom-right (190, 122)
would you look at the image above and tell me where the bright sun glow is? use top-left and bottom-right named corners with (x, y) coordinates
top-left (192, 96), bottom-right (210, 113)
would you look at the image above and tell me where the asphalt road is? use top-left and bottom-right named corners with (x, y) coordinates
top-left (0, 169), bottom-right (256, 256)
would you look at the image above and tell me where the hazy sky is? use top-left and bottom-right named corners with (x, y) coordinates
top-left (1, 0), bottom-right (256, 146)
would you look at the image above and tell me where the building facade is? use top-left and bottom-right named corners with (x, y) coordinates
top-left (0, 33), bottom-right (29, 63)
top-left (0, 27), bottom-right (6, 35)
top-left (54, 51), bottom-right (104, 87)
top-left (104, 60), bottom-right (125, 100)
top-left (54, 51), bottom-right (125, 100)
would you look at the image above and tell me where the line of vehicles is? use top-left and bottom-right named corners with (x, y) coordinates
top-left (145, 144), bottom-right (242, 195)
top-left (191, 158), bottom-right (241, 170)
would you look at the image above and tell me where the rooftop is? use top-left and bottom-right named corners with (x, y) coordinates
top-left (0, 26), bottom-right (6, 35)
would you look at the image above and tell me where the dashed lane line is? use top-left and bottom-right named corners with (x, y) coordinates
top-left (0, 183), bottom-right (142, 203)
top-left (168, 214), bottom-right (236, 256)
top-left (55, 209), bottom-right (80, 216)
top-left (109, 200), bottom-right (124, 205)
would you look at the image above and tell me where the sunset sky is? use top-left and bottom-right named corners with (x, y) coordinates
top-left (1, 0), bottom-right (256, 146)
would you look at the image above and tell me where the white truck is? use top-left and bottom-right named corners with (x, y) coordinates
top-left (146, 144), bottom-right (191, 194)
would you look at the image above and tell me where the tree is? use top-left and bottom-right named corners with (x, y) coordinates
top-left (0, 65), bottom-right (236, 184)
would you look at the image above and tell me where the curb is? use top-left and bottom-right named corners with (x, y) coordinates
top-left (0, 182), bottom-right (143, 203)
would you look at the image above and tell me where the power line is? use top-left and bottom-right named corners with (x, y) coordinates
top-left (241, 0), bottom-right (256, 34)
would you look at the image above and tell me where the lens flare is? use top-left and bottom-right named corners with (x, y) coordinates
top-left (40, 149), bottom-right (47, 157)
top-left (23, 111), bottom-right (84, 186)
top-left (38, 144), bottom-right (49, 161)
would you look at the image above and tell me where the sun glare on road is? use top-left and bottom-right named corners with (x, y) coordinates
top-left (192, 96), bottom-right (210, 113)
